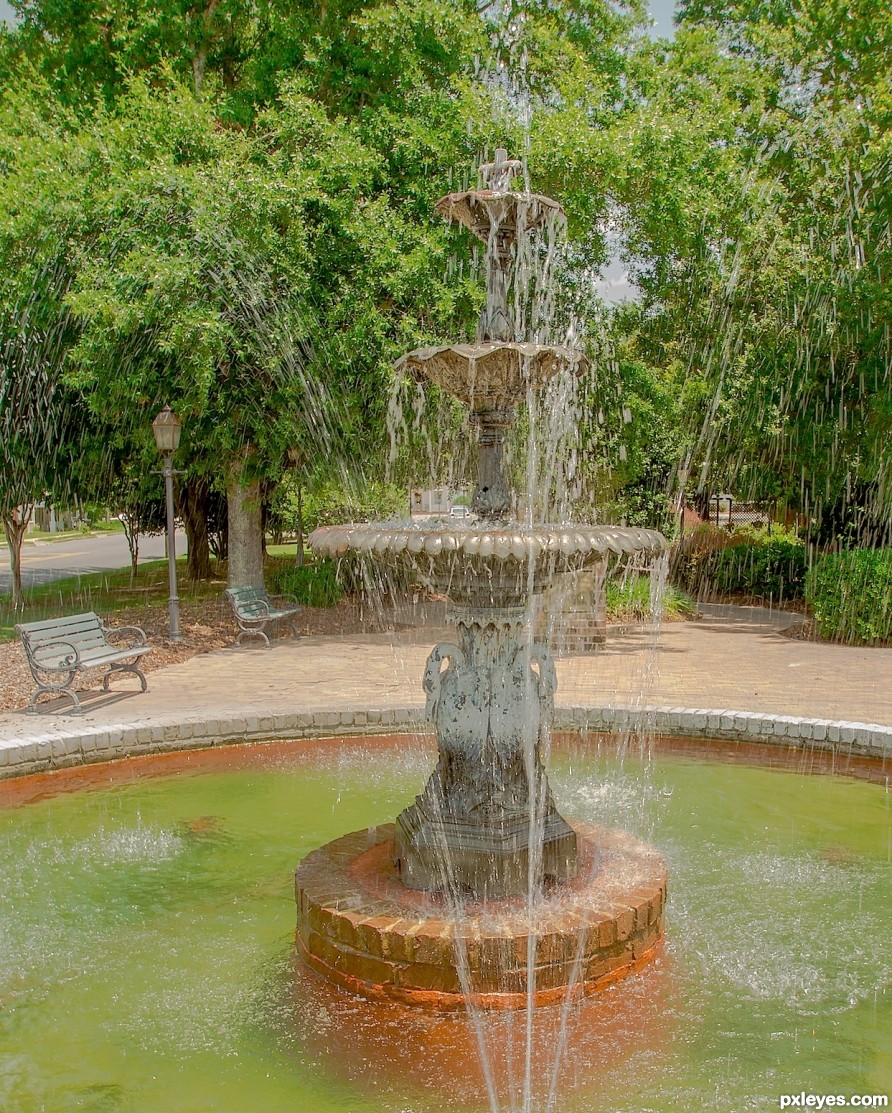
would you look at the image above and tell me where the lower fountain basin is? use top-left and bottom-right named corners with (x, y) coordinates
top-left (296, 821), bottom-right (666, 1009)
top-left (0, 734), bottom-right (888, 1112)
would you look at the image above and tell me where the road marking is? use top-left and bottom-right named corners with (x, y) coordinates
top-left (23, 550), bottom-right (91, 562)
top-left (0, 551), bottom-right (89, 570)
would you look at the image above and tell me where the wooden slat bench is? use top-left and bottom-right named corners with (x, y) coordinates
top-left (225, 585), bottom-right (302, 648)
top-left (16, 612), bottom-right (151, 713)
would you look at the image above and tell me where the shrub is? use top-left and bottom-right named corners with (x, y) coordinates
top-left (674, 525), bottom-right (806, 602)
top-left (606, 575), bottom-right (697, 621)
top-left (267, 559), bottom-right (343, 608)
top-left (806, 548), bottom-right (892, 644)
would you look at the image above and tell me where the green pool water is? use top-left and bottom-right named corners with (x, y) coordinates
top-left (0, 737), bottom-right (889, 1113)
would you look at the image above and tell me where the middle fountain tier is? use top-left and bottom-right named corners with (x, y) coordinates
top-left (309, 149), bottom-right (666, 902)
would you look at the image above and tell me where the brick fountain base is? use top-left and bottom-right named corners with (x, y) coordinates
top-left (295, 822), bottom-right (667, 1010)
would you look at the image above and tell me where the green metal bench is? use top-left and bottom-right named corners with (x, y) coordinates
top-left (16, 612), bottom-right (151, 713)
top-left (225, 585), bottom-right (302, 648)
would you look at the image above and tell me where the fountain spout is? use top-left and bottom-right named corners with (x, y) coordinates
top-left (479, 147), bottom-right (523, 193)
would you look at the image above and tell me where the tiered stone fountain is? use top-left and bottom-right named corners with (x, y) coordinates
top-left (298, 150), bottom-right (668, 1008)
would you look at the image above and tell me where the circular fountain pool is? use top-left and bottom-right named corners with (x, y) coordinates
top-left (1, 734), bottom-right (889, 1112)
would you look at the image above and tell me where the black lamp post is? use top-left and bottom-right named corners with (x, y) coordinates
top-left (152, 405), bottom-right (183, 642)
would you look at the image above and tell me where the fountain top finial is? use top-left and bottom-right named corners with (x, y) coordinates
top-left (479, 148), bottom-right (523, 193)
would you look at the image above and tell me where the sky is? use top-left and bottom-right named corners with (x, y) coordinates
top-left (648, 0), bottom-right (678, 37)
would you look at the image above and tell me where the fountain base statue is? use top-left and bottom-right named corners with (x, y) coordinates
top-left (393, 608), bottom-right (577, 898)
top-left (295, 821), bottom-right (666, 1009)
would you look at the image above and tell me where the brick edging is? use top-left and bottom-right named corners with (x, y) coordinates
top-left (0, 704), bottom-right (889, 780)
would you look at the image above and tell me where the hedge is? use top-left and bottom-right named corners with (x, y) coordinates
top-left (267, 558), bottom-right (343, 608)
top-left (674, 526), bottom-right (807, 603)
top-left (806, 548), bottom-right (892, 644)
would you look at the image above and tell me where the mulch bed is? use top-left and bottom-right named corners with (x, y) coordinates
top-left (778, 617), bottom-right (892, 648)
top-left (779, 618), bottom-right (821, 642)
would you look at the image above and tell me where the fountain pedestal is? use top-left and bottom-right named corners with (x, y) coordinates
top-left (393, 609), bottom-right (576, 898)
top-left (295, 821), bottom-right (666, 1009)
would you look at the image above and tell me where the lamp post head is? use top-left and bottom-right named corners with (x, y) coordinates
top-left (152, 405), bottom-right (183, 454)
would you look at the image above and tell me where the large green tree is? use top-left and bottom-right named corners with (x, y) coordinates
top-left (597, 6), bottom-right (892, 541)
top-left (0, 81), bottom-right (103, 606)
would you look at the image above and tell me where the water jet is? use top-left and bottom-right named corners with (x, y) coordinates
top-left (301, 150), bottom-right (668, 1007)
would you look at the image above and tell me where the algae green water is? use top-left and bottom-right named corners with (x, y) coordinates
top-left (0, 737), bottom-right (889, 1113)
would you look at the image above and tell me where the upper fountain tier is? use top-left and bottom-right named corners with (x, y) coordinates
top-left (309, 147), bottom-right (667, 556)
top-left (309, 519), bottom-right (666, 609)
top-left (433, 148), bottom-right (563, 255)
top-left (394, 341), bottom-right (585, 413)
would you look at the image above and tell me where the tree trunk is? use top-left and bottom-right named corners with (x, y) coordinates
top-left (190, 0), bottom-right (222, 94)
top-left (2, 506), bottom-right (31, 610)
top-left (295, 482), bottom-right (304, 567)
top-left (122, 513), bottom-right (140, 578)
top-left (177, 478), bottom-right (212, 581)
top-left (227, 463), bottom-right (264, 589)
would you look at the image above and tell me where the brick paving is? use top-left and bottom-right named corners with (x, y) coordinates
top-left (0, 603), bottom-right (889, 754)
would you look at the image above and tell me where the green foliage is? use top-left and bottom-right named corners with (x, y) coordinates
top-left (267, 558), bottom-right (343, 608)
top-left (713, 527), bottom-right (807, 600)
top-left (301, 479), bottom-right (408, 530)
top-left (675, 524), bottom-right (807, 602)
top-left (806, 549), bottom-right (892, 645)
top-left (580, 355), bottom-right (685, 532)
top-left (610, 2), bottom-right (892, 537)
top-left (3, 0), bottom-right (889, 565)
top-left (605, 575), bottom-right (697, 621)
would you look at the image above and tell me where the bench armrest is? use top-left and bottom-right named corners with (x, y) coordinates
top-left (30, 639), bottom-right (81, 671)
top-left (103, 624), bottom-right (149, 649)
top-left (269, 593), bottom-right (300, 609)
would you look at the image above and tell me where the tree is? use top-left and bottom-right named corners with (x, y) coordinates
top-left (1, 0), bottom-right (668, 577)
top-left (0, 79), bottom-right (88, 606)
top-left (594, 9), bottom-right (892, 540)
top-left (107, 454), bottom-right (166, 576)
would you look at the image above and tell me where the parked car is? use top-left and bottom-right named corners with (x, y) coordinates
top-left (450, 505), bottom-right (470, 518)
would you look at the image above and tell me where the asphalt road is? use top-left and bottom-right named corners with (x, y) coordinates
top-left (0, 530), bottom-right (187, 594)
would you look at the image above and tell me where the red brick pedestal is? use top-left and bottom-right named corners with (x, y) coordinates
top-left (295, 822), bottom-right (666, 1010)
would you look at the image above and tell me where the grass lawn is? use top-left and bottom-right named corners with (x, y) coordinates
top-left (2, 521), bottom-right (127, 546)
top-left (264, 542), bottom-right (311, 560)
top-left (0, 552), bottom-right (329, 643)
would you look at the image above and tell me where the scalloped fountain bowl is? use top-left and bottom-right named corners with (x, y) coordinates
top-left (308, 521), bottom-right (666, 605)
top-left (395, 342), bottom-right (587, 410)
top-left (433, 190), bottom-right (563, 241)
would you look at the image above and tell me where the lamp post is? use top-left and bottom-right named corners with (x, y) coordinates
top-left (152, 405), bottom-right (183, 642)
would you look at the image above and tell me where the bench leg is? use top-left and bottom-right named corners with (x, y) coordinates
top-left (103, 664), bottom-right (148, 692)
top-left (28, 682), bottom-right (82, 714)
top-left (235, 627), bottom-right (271, 649)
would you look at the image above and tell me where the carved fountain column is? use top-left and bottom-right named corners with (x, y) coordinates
top-left (392, 150), bottom-right (579, 898)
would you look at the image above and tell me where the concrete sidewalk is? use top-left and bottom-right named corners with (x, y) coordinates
top-left (1, 604), bottom-right (890, 751)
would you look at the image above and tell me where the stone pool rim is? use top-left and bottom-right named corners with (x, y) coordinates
top-left (1, 703), bottom-right (889, 781)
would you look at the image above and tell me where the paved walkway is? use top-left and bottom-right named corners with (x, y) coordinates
top-left (1, 603), bottom-right (890, 746)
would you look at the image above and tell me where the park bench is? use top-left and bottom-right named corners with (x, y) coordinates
top-left (16, 612), bottom-right (151, 713)
top-left (225, 585), bottom-right (302, 648)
